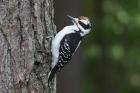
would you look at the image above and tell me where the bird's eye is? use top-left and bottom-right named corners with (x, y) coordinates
top-left (78, 21), bottom-right (91, 30)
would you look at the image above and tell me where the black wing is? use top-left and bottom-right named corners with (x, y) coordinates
top-left (57, 32), bottom-right (82, 69)
top-left (48, 32), bottom-right (82, 83)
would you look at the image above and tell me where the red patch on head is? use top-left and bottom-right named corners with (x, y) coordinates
top-left (79, 16), bottom-right (89, 20)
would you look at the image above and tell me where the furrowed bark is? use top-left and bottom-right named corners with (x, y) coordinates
top-left (0, 0), bottom-right (56, 93)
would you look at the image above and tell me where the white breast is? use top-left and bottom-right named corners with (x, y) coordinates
top-left (51, 25), bottom-right (78, 67)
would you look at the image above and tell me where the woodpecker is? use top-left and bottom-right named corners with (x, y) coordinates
top-left (48, 15), bottom-right (92, 83)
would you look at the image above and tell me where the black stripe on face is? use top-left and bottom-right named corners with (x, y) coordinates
top-left (78, 21), bottom-right (91, 30)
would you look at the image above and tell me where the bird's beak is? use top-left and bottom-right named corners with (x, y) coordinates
top-left (67, 15), bottom-right (76, 24)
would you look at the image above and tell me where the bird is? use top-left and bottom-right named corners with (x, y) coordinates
top-left (48, 15), bottom-right (92, 84)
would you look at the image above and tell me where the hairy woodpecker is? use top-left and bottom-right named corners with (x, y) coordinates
top-left (48, 15), bottom-right (91, 83)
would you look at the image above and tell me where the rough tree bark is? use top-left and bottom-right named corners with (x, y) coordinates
top-left (0, 0), bottom-right (56, 93)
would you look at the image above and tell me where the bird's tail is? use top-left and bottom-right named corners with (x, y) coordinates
top-left (48, 65), bottom-right (58, 84)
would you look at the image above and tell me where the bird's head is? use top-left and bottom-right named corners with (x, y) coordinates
top-left (67, 15), bottom-right (92, 36)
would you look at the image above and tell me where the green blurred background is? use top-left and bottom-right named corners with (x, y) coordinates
top-left (54, 0), bottom-right (140, 93)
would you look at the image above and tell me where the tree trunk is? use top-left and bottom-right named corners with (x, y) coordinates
top-left (93, 0), bottom-right (115, 93)
top-left (0, 0), bottom-right (56, 93)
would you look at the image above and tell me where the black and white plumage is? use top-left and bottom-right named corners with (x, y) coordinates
top-left (48, 15), bottom-right (91, 83)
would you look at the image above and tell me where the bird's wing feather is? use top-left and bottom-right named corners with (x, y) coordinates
top-left (48, 32), bottom-right (82, 83)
